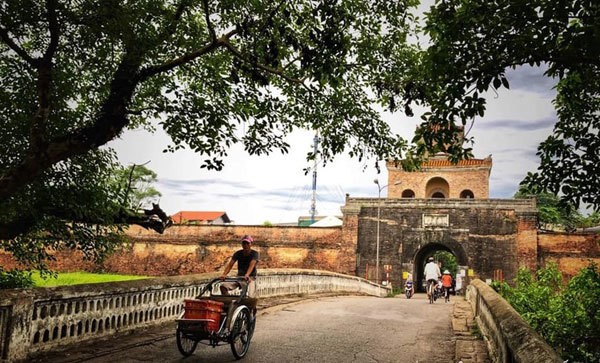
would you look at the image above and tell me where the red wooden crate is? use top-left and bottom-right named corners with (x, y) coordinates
top-left (183, 299), bottom-right (224, 332)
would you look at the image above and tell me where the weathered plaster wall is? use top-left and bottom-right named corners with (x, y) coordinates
top-left (0, 200), bottom-right (597, 287)
top-left (0, 225), bottom-right (352, 277)
top-left (538, 232), bottom-right (600, 279)
top-left (516, 212), bottom-right (539, 272)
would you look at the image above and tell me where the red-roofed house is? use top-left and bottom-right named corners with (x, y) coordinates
top-left (171, 211), bottom-right (232, 225)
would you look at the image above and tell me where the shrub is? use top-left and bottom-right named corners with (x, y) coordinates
top-left (497, 262), bottom-right (600, 362)
top-left (0, 268), bottom-right (34, 289)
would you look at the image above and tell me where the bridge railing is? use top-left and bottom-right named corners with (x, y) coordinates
top-left (0, 269), bottom-right (387, 362)
top-left (466, 279), bottom-right (562, 363)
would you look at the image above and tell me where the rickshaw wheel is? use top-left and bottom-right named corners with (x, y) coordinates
top-left (230, 308), bottom-right (251, 359)
top-left (176, 328), bottom-right (198, 357)
top-left (248, 313), bottom-right (256, 341)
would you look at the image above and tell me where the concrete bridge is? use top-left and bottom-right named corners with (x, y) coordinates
top-left (0, 269), bottom-right (562, 362)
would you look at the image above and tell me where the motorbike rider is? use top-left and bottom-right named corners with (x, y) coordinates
top-left (404, 273), bottom-right (414, 298)
top-left (423, 256), bottom-right (441, 298)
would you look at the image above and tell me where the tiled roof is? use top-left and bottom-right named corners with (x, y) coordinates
top-left (171, 211), bottom-right (230, 223)
top-left (422, 158), bottom-right (492, 168)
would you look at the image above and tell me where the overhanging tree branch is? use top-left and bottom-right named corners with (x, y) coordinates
top-left (0, 27), bottom-right (36, 67)
top-left (139, 29), bottom-right (237, 80)
top-left (220, 38), bottom-right (311, 90)
top-left (0, 51), bottom-right (144, 201)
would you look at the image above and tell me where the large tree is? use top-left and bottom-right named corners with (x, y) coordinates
top-left (414, 0), bottom-right (599, 210)
top-left (0, 1), bottom-right (421, 268)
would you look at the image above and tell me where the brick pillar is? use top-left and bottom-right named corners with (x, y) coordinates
top-left (516, 212), bottom-right (538, 273)
top-left (341, 199), bottom-right (360, 276)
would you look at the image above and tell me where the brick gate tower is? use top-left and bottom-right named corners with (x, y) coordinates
top-left (385, 125), bottom-right (493, 200)
top-left (385, 154), bottom-right (493, 199)
top-left (339, 125), bottom-right (540, 289)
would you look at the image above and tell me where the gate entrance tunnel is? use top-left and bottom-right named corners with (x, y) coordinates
top-left (413, 242), bottom-right (467, 293)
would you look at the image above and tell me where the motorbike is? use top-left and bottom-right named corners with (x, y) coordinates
top-left (404, 281), bottom-right (414, 299)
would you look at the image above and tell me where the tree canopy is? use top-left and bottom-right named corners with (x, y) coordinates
top-left (113, 163), bottom-right (162, 211)
top-left (514, 185), bottom-right (579, 231)
top-left (417, 0), bottom-right (599, 211)
top-left (0, 1), bottom-right (421, 268)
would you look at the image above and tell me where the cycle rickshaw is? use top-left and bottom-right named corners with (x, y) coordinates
top-left (175, 277), bottom-right (257, 359)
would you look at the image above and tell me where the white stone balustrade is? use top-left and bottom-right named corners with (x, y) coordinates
top-left (0, 269), bottom-right (387, 362)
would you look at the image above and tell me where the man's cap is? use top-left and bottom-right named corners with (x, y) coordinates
top-left (241, 235), bottom-right (254, 243)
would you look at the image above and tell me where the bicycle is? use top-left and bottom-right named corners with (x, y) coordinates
top-left (426, 279), bottom-right (437, 304)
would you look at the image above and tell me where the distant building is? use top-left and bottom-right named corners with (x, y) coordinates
top-left (297, 215), bottom-right (343, 227)
top-left (309, 215), bottom-right (343, 227)
top-left (171, 211), bottom-right (232, 225)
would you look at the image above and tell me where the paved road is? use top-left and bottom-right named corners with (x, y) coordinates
top-left (37, 294), bottom-right (455, 363)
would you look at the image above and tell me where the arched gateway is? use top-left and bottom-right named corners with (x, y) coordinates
top-left (341, 197), bottom-right (538, 289)
top-left (342, 131), bottom-right (537, 288)
top-left (413, 242), bottom-right (467, 292)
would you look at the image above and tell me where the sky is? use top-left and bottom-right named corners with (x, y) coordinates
top-left (107, 3), bottom-right (559, 225)
top-left (107, 65), bottom-right (557, 225)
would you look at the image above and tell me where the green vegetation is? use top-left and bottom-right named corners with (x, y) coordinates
top-left (112, 164), bottom-right (162, 212)
top-left (576, 211), bottom-right (600, 231)
top-left (434, 250), bottom-right (458, 276)
top-left (32, 272), bottom-right (148, 287)
top-left (418, 0), bottom-right (600, 212)
top-left (515, 185), bottom-right (600, 232)
top-left (1, 0), bottom-right (420, 273)
top-left (0, 270), bottom-right (148, 289)
top-left (0, 268), bottom-right (34, 289)
top-left (2, 1), bottom-right (599, 283)
top-left (493, 263), bottom-right (600, 362)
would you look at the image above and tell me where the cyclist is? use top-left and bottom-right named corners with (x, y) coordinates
top-left (219, 235), bottom-right (259, 298)
top-left (423, 256), bottom-right (441, 299)
top-left (441, 270), bottom-right (453, 302)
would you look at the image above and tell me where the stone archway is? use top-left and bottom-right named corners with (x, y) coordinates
top-left (412, 242), bottom-right (468, 292)
top-left (425, 177), bottom-right (450, 198)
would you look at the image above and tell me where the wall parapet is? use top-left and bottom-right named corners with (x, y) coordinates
top-left (344, 197), bottom-right (537, 212)
top-left (466, 279), bottom-right (562, 363)
top-left (0, 269), bottom-right (388, 362)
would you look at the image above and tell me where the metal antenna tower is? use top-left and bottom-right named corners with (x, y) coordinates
top-left (309, 133), bottom-right (319, 224)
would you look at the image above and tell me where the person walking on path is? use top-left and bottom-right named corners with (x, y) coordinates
top-left (441, 270), bottom-right (452, 302)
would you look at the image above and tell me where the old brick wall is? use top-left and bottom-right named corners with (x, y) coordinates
top-left (516, 212), bottom-right (539, 272)
top-left (538, 232), bottom-right (600, 279)
top-left (1, 202), bottom-right (597, 285)
top-left (0, 225), bottom-right (353, 276)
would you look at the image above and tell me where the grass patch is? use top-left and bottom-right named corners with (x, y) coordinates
top-left (33, 272), bottom-right (149, 287)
